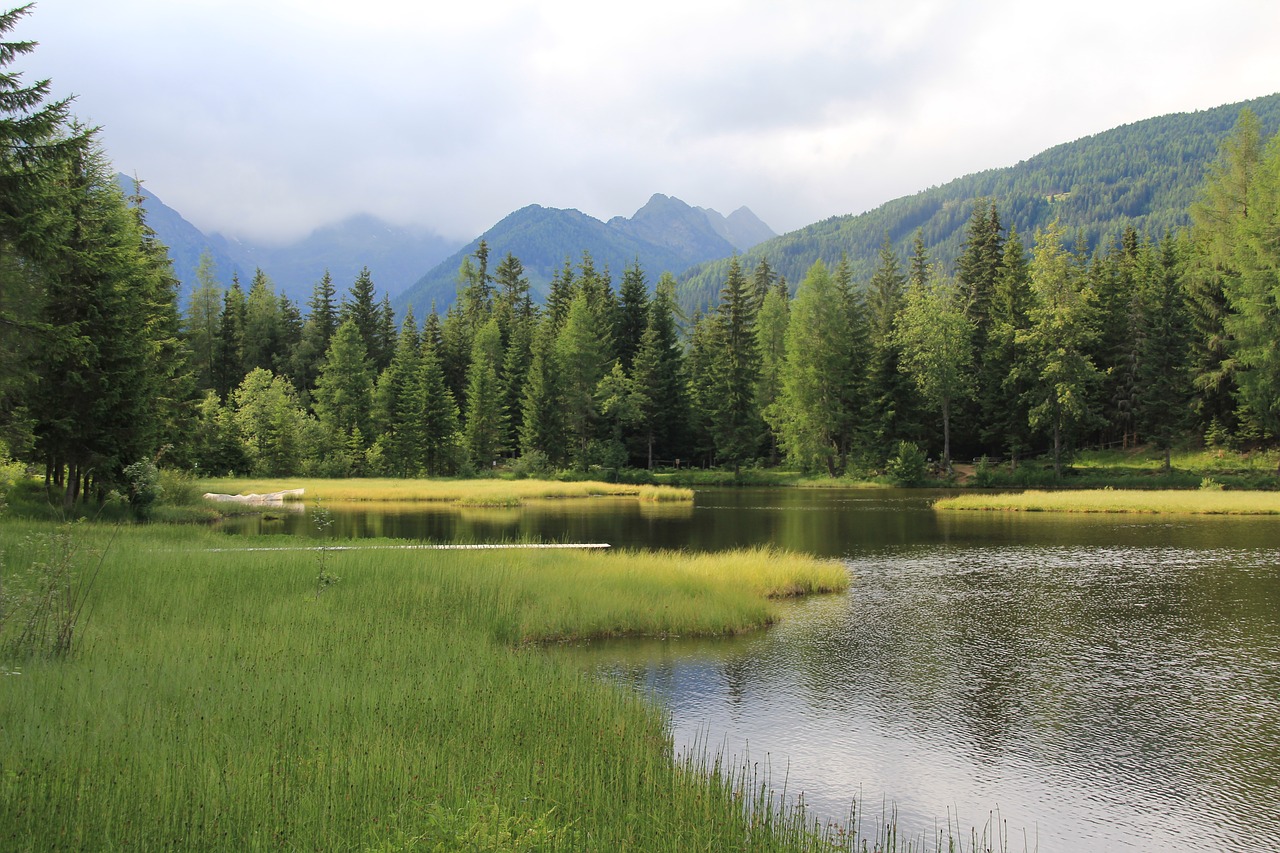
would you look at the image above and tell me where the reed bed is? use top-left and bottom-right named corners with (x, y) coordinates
top-left (0, 521), bottom-right (867, 852)
top-left (197, 476), bottom-right (693, 507)
top-left (935, 488), bottom-right (1280, 514)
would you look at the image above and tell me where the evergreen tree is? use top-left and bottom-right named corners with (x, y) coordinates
top-left (615, 260), bottom-right (649, 372)
top-left (291, 270), bottom-right (338, 397)
top-left (341, 266), bottom-right (382, 369)
top-left (1222, 132), bottom-right (1280, 439)
top-left (983, 226), bottom-right (1035, 465)
top-left (555, 290), bottom-right (610, 469)
top-left (1139, 233), bottom-right (1194, 471)
top-left (185, 250), bottom-right (223, 393)
top-left (313, 317), bottom-right (373, 456)
top-left (629, 274), bottom-right (687, 469)
top-left (520, 318), bottom-right (567, 467)
top-left (463, 316), bottom-right (506, 469)
top-left (863, 235), bottom-right (919, 463)
top-left (417, 330), bottom-right (461, 476)
top-left (372, 310), bottom-right (423, 477)
top-left (1187, 110), bottom-right (1262, 440)
top-left (242, 267), bottom-right (281, 374)
top-left (212, 274), bottom-right (247, 401)
top-left (775, 260), bottom-right (853, 475)
top-left (956, 200), bottom-right (1004, 450)
top-left (754, 279), bottom-right (789, 465)
top-left (704, 257), bottom-right (761, 475)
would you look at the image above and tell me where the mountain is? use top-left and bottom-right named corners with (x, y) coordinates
top-left (396, 194), bottom-right (775, 314)
top-left (118, 175), bottom-right (461, 305)
top-left (676, 92), bottom-right (1280, 312)
top-left (116, 175), bottom-right (240, 305)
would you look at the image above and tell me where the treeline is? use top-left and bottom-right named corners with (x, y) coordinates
top-left (5, 0), bottom-right (1280, 501)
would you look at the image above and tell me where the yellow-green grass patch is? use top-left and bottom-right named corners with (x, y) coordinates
top-left (935, 488), bottom-right (1280, 514)
top-left (196, 476), bottom-right (693, 507)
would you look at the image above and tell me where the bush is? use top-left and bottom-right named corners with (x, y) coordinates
top-left (123, 459), bottom-right (163, 521)
top-left (508, 450), bottom-right (553, 480)
top-left (886, 441), bottom-right (929, 486)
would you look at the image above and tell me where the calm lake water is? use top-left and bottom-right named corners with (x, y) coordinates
top-left (224, 488), bottom-right (1280, 851)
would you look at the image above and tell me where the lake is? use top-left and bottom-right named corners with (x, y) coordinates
top-left (224, 487), bottom-right (1280, 851)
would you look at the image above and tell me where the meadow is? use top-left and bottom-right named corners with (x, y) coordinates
top-left (0, 520), bottom-right (861, 851)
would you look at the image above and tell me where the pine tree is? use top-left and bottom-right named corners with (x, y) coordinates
top-left (705, 257), bottom-right (761, 475)
top-left (754, 279), bottom-right (789, 465)
top-left (984, 226), bottom-right (1034, 466)
top-left (242, 267), bottom-right (281, 373)
top-left (463, 316), bottom-right (506, 469)
top-left (776, 260), bottom-right (853, 475)
top-left (520, 318), bottom-right (567, 467)
top-left (863, 235), bottom-right (919, 463)
top-left (417, 330), bottom-right (461, 476)
top-left (373, 310), bottom-right (423, 477)
top-left (313, 317), bottom-right (373, 456)
top-left (615, 260), bottom-right (649, 372)
top-left (556, 290), bottom-right (610, 469)
top-left (212, 275), bottom-right (247, 401)
top-left (185, 250), bottom-right (223, 393)
top-left (1139, 233), bottom-right (1194, 471)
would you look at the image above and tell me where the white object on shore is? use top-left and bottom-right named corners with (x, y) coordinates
top-left (202, 488), bottom-right (305, 505)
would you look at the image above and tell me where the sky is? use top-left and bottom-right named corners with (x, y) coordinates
top-left (20, 0), bottom-right (1280, 245)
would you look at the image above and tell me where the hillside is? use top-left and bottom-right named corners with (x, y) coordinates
top-left (396, 194), bottom-right (775, 314)
top-left (677, 92), bottom-right (1280, 311)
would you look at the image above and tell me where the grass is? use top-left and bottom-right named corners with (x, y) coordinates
top-left (0, 520), bottom-right (870, 851)
top-left (934, 488), bottom-right (1280, 514)
top-left (196, 476), bottom-right (694, 508)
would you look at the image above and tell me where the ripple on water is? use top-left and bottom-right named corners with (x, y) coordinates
top-left (591, 542), bottom-right (1280, 853)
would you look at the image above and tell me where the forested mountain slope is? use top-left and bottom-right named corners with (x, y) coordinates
top-left (677, 92), bottom-right (1280, 311)
top-left (397, 194), bottom-right (774, 314)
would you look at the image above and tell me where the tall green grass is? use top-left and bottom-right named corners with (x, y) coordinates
top-left (0, 522), bottom-right (879, 851)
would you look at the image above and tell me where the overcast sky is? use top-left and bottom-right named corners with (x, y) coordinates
top-left (20, 1), bottom-right (1280, 245)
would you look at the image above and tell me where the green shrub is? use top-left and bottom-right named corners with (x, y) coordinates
top-left (886, 441), bottom-right (929, 486)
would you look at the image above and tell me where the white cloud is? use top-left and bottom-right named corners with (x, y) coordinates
top-left (20, 0), bottom-right (1280, 242)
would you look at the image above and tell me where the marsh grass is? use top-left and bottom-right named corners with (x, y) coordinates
top-left (0, 522), bottom-right (883, 852)
top-left (197, 476), bottom-right (693, 507)
top-left (934, 488), bottom-right (1280, 514)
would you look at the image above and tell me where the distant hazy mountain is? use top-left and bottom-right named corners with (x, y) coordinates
top-left (116, 175), bottom-right (240, 305)
top-left (118, 175), bottom-right (461, 305)
top-left (396, 193), bottom-right (775, 314)
top-left (677, 92), bottom-right (1280, 312)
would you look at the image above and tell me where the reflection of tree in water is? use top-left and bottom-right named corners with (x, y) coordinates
top-left (724, 656), bottom-right (749, 707)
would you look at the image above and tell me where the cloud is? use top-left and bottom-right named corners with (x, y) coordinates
top-left (20, 0), bottom-right (1280, 243)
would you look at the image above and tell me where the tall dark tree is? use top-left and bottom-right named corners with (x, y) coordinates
top-left (1139, 233), bottom-right (1194, 471)
top-left (615, 260), bottom-right (649, 372)
top-left (863, 235), bottom-right (920, 463)
top-left (704, 257), bottom-right (761, 475)
top-left (983, 226), bottom-right (1035, 466)
top-left (212, 274), bottom-right (247, 401)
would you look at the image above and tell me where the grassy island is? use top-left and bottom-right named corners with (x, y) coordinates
top-left (0, 521), bottom-right (852, 851)
top-left (934, 488), bottom-right (1280, 515)
top-left (197, 476), bottom-right (694, 508)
